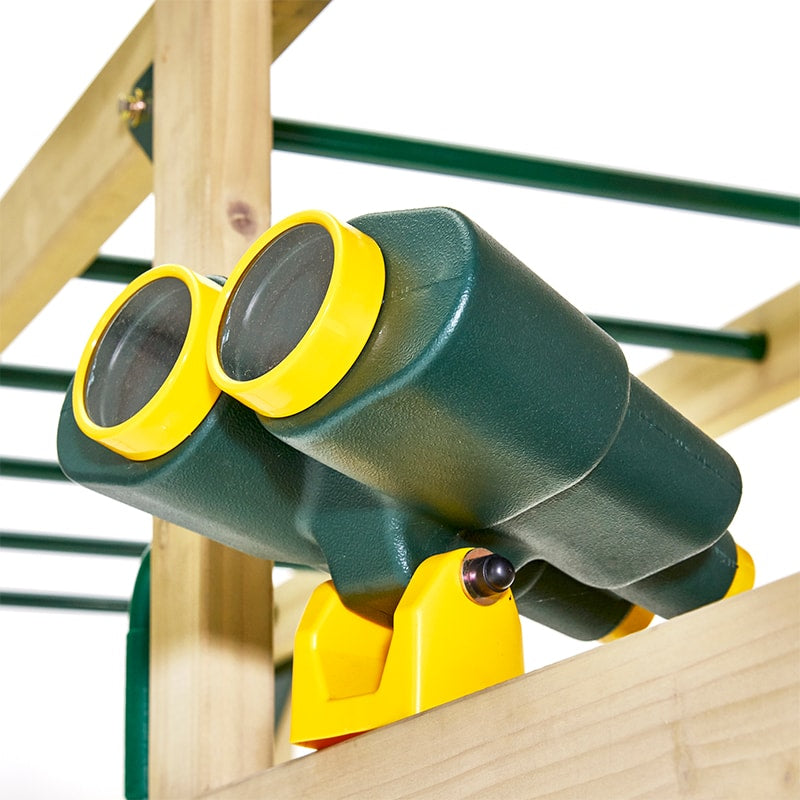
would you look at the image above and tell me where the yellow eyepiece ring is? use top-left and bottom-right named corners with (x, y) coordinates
top-left (207, 210), bottom-right (386, 418)
top-left (72, 264), bottom-right (222, 460)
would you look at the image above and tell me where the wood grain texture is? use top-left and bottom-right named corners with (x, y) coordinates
top-left (204, 573), bottom-right (800, 800)
top-left (272, 0), bottom-right (330, 59)
top-left (639, 285), bottom-right (800, 438)
top-left (150, 2), bottom-right (274, 797)
top-left (0, 0), bottom-right (330, 351)
top-left (0, 8), bottom-right (154, 350)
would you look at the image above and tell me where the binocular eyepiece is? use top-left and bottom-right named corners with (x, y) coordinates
top-left (58, 206), bottom-right (753, 637)
top-left (209, 210), bottom-right (385, 418)
top-left (72, 265), bottom-right (222, 460)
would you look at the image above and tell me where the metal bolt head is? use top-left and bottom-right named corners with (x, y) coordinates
top-left (461, 548), bottom-right (515, 605)
top-left (118, 87), bottom-right (150, 128)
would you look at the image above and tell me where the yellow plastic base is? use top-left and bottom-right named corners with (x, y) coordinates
top-left (599, 603), bottom-right (654, 643)
top-left (291, 548), bottom-right (524, 749)
top-left (724, 544), bottom-right (756, 598)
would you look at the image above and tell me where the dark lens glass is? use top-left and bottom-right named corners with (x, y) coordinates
top-left (85, 277), bottom-right (192, 427)
top-left (218, 223), bottom-right (334, 381)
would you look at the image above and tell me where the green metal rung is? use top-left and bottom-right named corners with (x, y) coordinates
top-left (591, 316), bottom-right (767, 360)
top-left (0, 365), bottom-right (73, 392)
top-left (81, 255), bottom-right (151, 284)
top-left (120, 68), bottom-right (800, 226)
top-left (272, 120), bottom-right (799, 226)
top-left (0, 458), bottom-right (68, 482)
top-left (0, 532), bottom-right (149, 557)
top-left (0, 591), bottom-right (129, 613)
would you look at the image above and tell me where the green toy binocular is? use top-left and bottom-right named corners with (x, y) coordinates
top-left (57, 207), bottom-right (752, 640)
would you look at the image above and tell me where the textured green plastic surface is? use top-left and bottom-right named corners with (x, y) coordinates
top-left (263, 208), bottom-right (742, 606)
top-left (58, 391), bottom-right (326, 571)
top-left (57, 386), bottom-right (464, 624)
top-left (56, 207), bottom-right (744, 629)
top-left (513, 561), bottom-right (632, 640)
top-left (57, 381), bottom-right (637, 633)
top-left (271, 208), bottom-right (631, 527)
top-left (619, 530), bottom-right (740, 616)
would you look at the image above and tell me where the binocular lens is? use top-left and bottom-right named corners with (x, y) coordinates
top-left (218, 223), bottom-right (334, 381)
top-left (207, 210), bottom-right (385, 418)
top-left (85, 277), bottom-right (191, 427)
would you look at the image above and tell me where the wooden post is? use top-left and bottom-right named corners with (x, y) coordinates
top-left (150, 2), bottom-right (274, 797)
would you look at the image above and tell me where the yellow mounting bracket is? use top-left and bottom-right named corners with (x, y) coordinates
top-left (291, 548), bottom-right (525, 749)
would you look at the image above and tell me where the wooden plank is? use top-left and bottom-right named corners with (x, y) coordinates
top-left (0, 8), bottom-right (154, 350)
top-left (149, 1), bottom-right (274, 797)
top-left (0, 0), bottom-right (330, 351)
top-left (204, 573), bottom-right (800, 799)
top-left (639, 285), bottom-right (800, 438)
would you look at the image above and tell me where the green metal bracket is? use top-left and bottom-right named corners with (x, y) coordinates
top-left (119, 66), bottom-right (152, 161)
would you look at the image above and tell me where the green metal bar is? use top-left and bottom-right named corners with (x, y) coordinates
top-left (0, 458), bottom-right (68, 482)
top-left (120, 73), bottom-right (800, 227)
top-left (0, 591), bottom-right (129, 613)
top-left (0, 364), bottom-right (73, 392)
top-left (591, 317), bottom-right (767, 360)
top-left (0, 532), bottom-right (148, 558)
top-left (272, 119), bottom-right (800, 226)
top-left (0, 532), bottom-right (309, 572)
top-left (81, 255), bottom-right (150, 283)
top-left (126, 551), bottom-right (150, 800)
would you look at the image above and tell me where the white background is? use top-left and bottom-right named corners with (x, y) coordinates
top-left (1, 1), bottom-right (798, 797)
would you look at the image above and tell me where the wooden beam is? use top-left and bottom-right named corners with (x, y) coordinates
top-left (0, 0), bottom-right (330, 351)
top-left (149, 1), bottom-right (274, 797)
top-left (204, 573), bottom-right (800, 799)
top-left (639, 285), bottom-right (800, 438)
top-left (0, 8), bottom-right (154, 350)
top-left (272, 0), bottom-right (329, 59)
